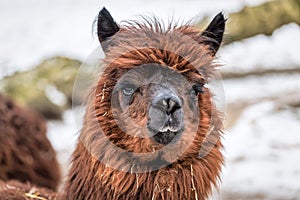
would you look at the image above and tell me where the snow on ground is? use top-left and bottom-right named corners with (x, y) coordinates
top-left (220, 73), bottom-right (300, 198)
top-left (220, 102), bottom-right (300, 199)
top-left (1, 0), bottom-right (300, 199)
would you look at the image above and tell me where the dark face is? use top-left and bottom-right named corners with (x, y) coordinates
top-left (111, 64), bottom-right (203, 150)
top-left (147, 84), bottom-right (183, 145)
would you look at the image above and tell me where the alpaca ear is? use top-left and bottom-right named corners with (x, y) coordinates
top-left (201, 12), bottom-right (226, 56)
top-left (97, 7), bottom-right (120, 43)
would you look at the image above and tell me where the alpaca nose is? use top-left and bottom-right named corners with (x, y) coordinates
top-left (154, 95), bottom-right (182, 115)
top-left (148, 92), bottom-right (184, 145)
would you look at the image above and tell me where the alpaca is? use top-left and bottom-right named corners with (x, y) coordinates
top-left (0, 94), bottom-right (61, 191)
top-left (0, 7), bottom-right (225, 200)
top-left (62, 8), bottom-right (226, 200)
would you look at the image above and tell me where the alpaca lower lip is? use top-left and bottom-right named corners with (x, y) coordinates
top-left (152, 130), bottom-right (179, 145)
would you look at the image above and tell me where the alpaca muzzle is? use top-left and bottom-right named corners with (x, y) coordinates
top-left (147, 90), bottom-right (184, 144)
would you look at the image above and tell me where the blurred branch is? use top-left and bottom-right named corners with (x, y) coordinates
top-left (196, 0), bottom-right (300, 44)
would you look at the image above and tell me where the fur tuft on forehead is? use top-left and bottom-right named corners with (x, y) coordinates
top-left (102, 19), bottom-right (220, 79)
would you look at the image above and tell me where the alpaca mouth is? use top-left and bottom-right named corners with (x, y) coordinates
top-left (149, 128), bottom-right (182, 145)
top-left (153, 130), bottom-right (178, 145)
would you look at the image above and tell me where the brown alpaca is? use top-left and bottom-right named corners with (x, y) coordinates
top-left (0, 94), bottom-right (61, 191)
top-left (62, 8), bottom-right (225, 200)
top-left (0, 7), bottom-right (225, 200)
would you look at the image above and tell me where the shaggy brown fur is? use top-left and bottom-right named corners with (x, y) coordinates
top-left (0, 94), bottom-right (61, 191)
top-left (61, 8), bottom-right (226, 200)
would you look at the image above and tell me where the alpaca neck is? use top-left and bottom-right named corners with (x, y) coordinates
top-left (61, 141), bottom-right (221, 200)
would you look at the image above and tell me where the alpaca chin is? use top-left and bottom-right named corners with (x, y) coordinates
top-left (158, 134), bottom-right (196, 163)
top-left (159, 145), bottom-right (185, 164)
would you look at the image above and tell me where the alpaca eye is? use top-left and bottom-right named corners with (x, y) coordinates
top-left (122, 87), bottom-right (135, 97)
top-left (190, 83), bottom-right (204, 98)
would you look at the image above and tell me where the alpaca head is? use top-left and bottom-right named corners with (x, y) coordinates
top-left (80, 7), bottom-right (225, 172)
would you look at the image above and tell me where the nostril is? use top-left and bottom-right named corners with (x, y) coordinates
top-left (155, 97), bottom-right (181, 115)
top-left (166, 98), bottom-right (181, 115)
top-left (152, 92), bottom-right (182, 115)
top-left (162, 99), bottom-right (168, 107)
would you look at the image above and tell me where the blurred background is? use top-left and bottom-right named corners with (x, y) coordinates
top-left (0, 0), bottom-right (300, 199)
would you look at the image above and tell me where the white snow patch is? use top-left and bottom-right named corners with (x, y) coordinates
top-left (47, 109), bottom-right (79, 168)
top-left (221, 23), bottom-right (300, 73)
top-left (221, 102), bottom-right (300, 199)
top-left (45, 84), bottom-right (67, 107)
